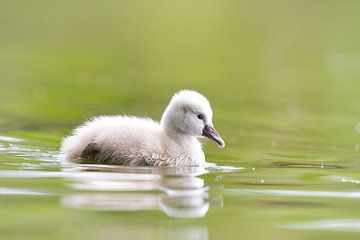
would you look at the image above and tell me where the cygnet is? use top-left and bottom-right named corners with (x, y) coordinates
top-left (61, 90), bottom-right (225, 166)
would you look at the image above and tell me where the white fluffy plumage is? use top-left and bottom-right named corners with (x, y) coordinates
top-left (61, 90), bottom-right (225, 166)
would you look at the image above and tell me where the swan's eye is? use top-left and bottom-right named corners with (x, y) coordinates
top-left (197, 114), bottom-right (204, 120)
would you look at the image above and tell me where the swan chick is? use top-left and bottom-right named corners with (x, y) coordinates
top-left (61, 90), bottom-right (225, 166)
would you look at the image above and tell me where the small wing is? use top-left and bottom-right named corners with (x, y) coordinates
top-left (79, 143), bottom-right (101, 163)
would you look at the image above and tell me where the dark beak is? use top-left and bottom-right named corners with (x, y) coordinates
top-left (202, 125), bottom-right (225, 148)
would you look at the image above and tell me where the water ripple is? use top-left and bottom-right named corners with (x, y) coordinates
top-left (0, 136), bottom-right (25, 143)
top-left (0, 187), bottom-right (49, 195)
top-left (282, 219), bottom-right (360, 232)
top-left (226, 189), bottom-right (360, 199)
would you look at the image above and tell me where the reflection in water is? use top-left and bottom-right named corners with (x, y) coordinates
top-left (63, 194), bottom-right (160, 211)
top-left (160, 225), bottom-right (208, 240)
top-left (0, 142), bottom-right (240, 240)
top-left (83, 222), bottom-right (209, 240)
top-left (61, 164), bottom-right (223, 219)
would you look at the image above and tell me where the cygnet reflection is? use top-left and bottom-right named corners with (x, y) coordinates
top-left (61, 164), bottom-right (222, 218)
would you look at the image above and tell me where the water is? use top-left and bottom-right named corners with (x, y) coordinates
top-left (1, 125), bottom-right (359, 240)
top-left (1, 1), bottom-right (360, 239)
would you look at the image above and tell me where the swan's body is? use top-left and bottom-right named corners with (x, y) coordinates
top-left (61, 90), bottom-right (225, 166)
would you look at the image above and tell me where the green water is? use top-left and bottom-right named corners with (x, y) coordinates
top-left (1, 1), bottom-right (360, 239)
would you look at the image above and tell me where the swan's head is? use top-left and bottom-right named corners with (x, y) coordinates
top-left (161, 90), bottom-right (225, 148)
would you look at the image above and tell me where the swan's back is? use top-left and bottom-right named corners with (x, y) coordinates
top-left (61, 115), bottom-right (163, 164)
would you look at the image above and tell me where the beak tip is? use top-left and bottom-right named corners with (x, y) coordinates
top-left (202, 125), bottom-right (225, 149)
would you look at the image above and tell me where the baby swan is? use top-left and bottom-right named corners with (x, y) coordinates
top-left (61, 90), bottom-right (225, 166)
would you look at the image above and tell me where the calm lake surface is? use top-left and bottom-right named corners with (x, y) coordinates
top-left (1, 1), bottom-right (360, 239)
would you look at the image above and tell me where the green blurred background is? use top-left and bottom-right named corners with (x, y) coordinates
top-left (1, 0), bottom-right (359, 126)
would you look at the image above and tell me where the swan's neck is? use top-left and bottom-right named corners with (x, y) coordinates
top-left (161, 121), bottom-right (196, 146)
top-left (161, 122), bottom-right (204, 165)
top-left (163, 125), bottom-right (192, 142)
top-left (160, 112), bottom-right (200, 150)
